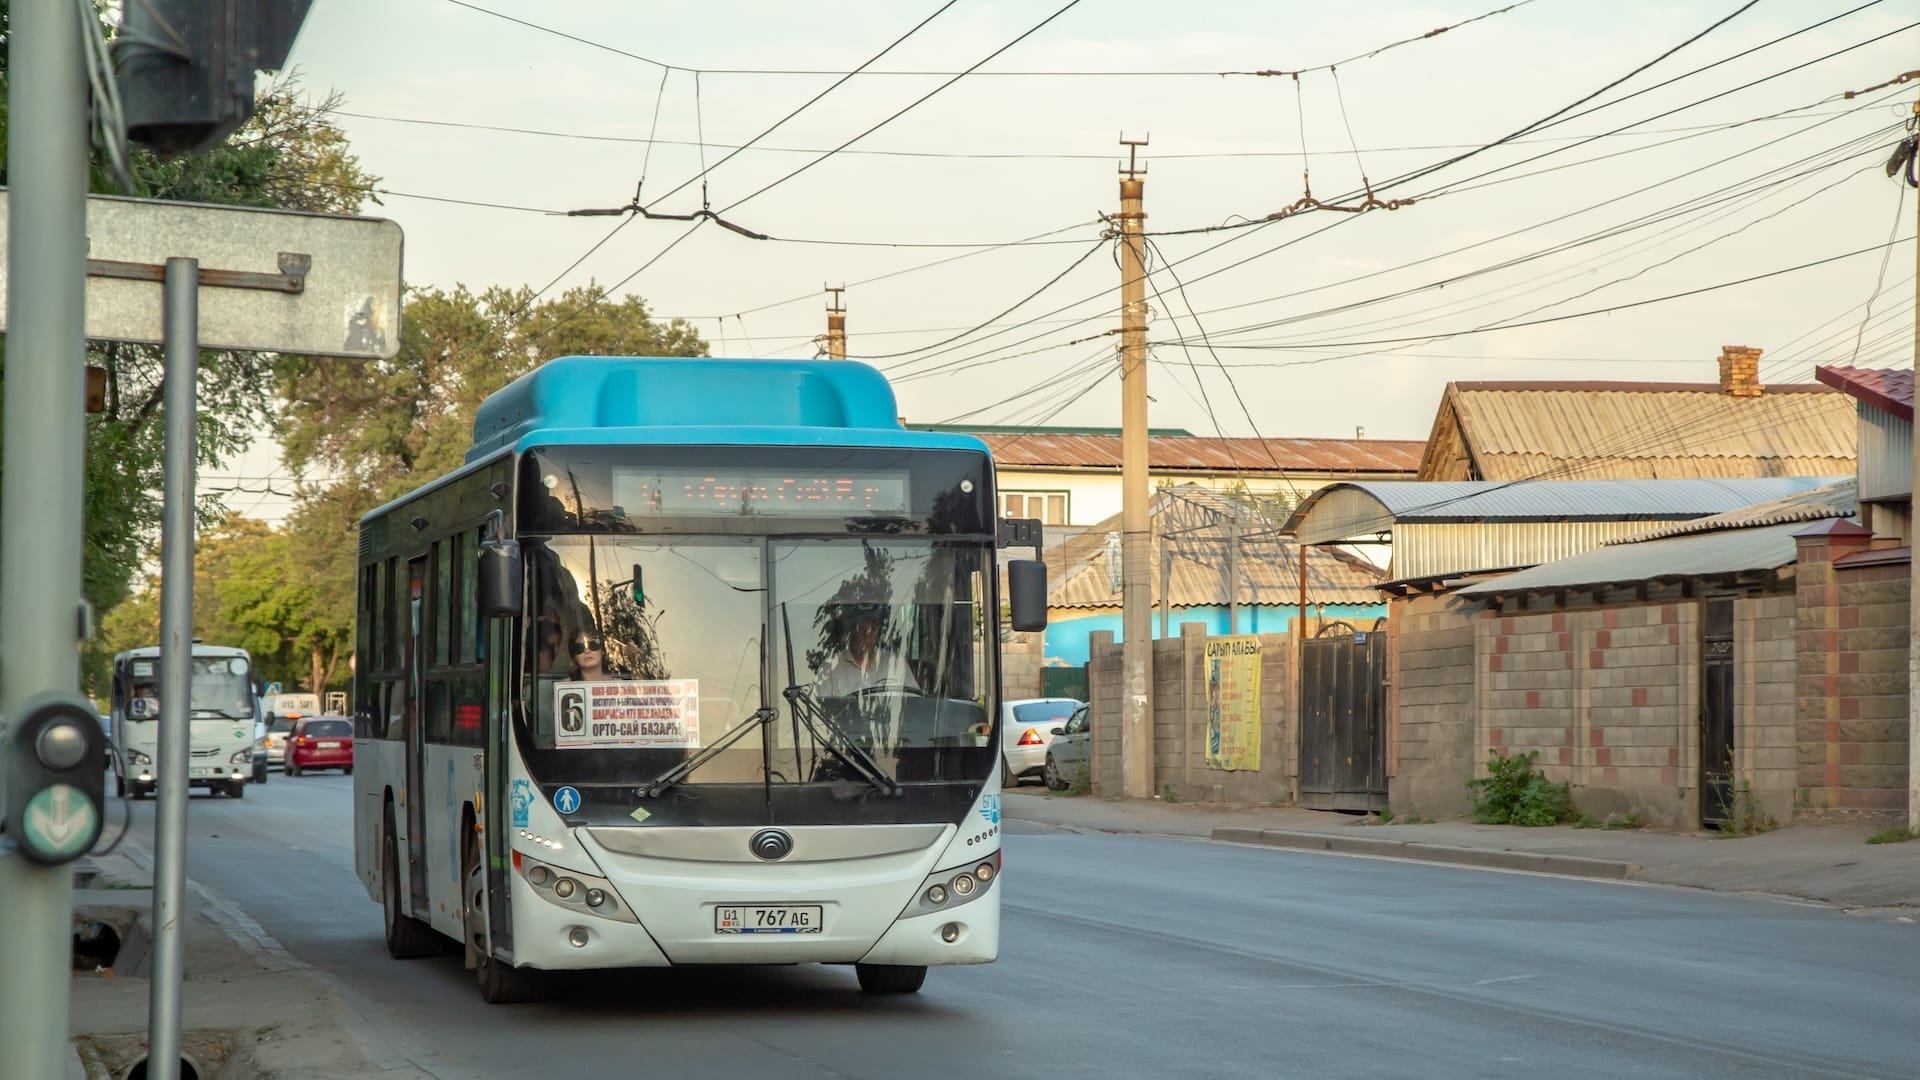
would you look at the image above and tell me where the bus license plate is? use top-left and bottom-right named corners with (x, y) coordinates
top-left (715, 905), bottom-right (823, 935)
top-left (192, 766), bottom-right (221, 778)
top-left (318, 741), bottom-right (341, 748)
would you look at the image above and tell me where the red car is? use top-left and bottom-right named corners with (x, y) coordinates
top-left (286, 716), bottom-right (354, 776)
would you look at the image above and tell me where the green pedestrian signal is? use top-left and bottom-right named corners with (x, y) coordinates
top-left (4, 694), bottom-right (107, 865)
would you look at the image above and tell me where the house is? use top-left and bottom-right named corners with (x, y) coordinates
top-left (1285, 476), bottom-right (1857, 821)
top-left (1453, 479), bottom-right (1863, 829)
top-left (1020, 485), bottom-right (1387, 679)
top-left (911, 424), bottom-right (1423, 534)
top-left (1417, 347), bottom-right (1856, 482)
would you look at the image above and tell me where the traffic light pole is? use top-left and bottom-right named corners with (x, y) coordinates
top-left (0, 1), bottom-right (93, 1077)
top-left (147, 258), bottom-right (202, 1080)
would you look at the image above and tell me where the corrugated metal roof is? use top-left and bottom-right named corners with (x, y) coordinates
top-left (1612, 478), bottom-right (1856, 543)
top-left (1287, 477), bottom-right (1841, 545)
top-left (1045, 486), bottom-right (1384, 608)
top-left (1420, 381), bottom-right (1857, 482)
top-left (979, 432), bottom-right (1424, 474)
top-left (1816, 365), bottom-right (1914, 422)
top-left (1456, 522), bottom-right (1806, 597)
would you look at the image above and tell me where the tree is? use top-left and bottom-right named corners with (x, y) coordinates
top-left (271, 286), bottom-right (707, 690)
top-left (0, 3), bottom-right (382, 694)
top-left (276, 284), bottom-right (707, 497)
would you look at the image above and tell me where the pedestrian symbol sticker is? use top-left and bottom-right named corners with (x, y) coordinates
top-left (553, 786), bottom-right (582, 815)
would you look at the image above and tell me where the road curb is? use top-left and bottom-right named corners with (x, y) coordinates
top-left (1211, 828), bottom-right (1642, 880)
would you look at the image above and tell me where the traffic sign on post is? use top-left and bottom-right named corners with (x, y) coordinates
top-left (0, 189), bottom-right (401, 1080)
top-left (0, 191), bottom-right (404, 358)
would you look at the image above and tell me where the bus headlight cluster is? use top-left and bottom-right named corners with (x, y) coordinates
top-left (516, 855), bottom-right (637, 924)
top-left (909, 853), bottom-right (999, 919)
top-left (129, 750), bottom-right (152, 766)
top-left (230, 749), bottom-right (253, 764)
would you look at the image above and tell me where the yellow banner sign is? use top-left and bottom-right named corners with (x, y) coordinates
top-left (1205, 636), bottom-right (1261, 771)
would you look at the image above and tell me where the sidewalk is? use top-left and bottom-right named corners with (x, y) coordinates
top-left (67, 844), bottom-right (435, 1079)
top-left (1004, 791), bottom-right (1920, 913)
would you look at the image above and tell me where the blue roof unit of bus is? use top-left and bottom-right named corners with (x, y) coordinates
top-left (465, 356), bottom-right (987, 464)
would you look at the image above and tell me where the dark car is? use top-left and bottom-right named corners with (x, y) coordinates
top-left (285, 716), bottom-right (354, 776)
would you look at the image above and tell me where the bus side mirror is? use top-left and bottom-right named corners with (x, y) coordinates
top-left (478, 539), bottom-right (523, 618)
top-left (1007, 559), bottom-right (1048, 633)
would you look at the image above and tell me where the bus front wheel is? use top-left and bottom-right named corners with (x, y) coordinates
top-left (382, 811), bottom-right (438, 960)
top-left (463, 828), bottom-right (539, 1004)
top-left (855, 963), bottom-right (927, 994)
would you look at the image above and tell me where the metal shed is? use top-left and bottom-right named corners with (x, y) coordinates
top-left (1284, 477), bottom-right (1847, 590)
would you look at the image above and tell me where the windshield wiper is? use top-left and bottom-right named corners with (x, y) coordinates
top-left (779, 603), bottom-right (899, 798)
top-left (636, 705), bottom-right (777, 799)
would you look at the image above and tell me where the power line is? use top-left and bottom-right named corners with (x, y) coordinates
top-left (1155, 237), bottom-right (1912, 353)
top-left (718, 0), bottom-right (1089, 215)
top-left (639, 1), bottom-right (959, 213)
top-left (440, 0), bottom-right (1533, 78)
top-left (317, 105), bottom-right (1881, 161)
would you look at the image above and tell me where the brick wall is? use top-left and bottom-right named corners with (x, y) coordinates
top-left (1737, 594), bottom-right (1799, 825)
top-left (1085, 624), bottom-right (1294, 804)
top-left (1478, 601), bottom-right (1702, 828)
top-left (1795, 525), bottom-right (1911, 818)
top-left (1001, 630), bottom-right (1044, 701)
top-left (1391, 593), bottom-right (1480, 818)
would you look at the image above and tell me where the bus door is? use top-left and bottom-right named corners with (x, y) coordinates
top-left (406, 555), bottom-right (430, 916)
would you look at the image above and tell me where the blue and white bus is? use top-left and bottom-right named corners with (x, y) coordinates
top-left (352, 356), bottom-right (1048, 1002)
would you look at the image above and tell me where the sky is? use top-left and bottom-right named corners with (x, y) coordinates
top-left (211, 0), bottom-right (1920, 524)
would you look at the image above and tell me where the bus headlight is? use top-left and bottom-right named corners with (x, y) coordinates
top-left (907, 857), bottom-right (998, 919)
top-left (230, 749), bottom-right (253, 764)
top-left (517, 856), bottom-right (635, 923)
top-left (129, 750), bottom-right (152, 765)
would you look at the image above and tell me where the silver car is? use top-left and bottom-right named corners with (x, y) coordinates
top-left (259, 715), bottom-right (298, 769)
top-left (1044, 703), bottom-right (1091, 791)
top-left (1001, 697), bottom-right (1081, 787)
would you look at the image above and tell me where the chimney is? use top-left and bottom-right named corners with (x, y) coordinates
top-left (1717, 345), bottom-right (1764, 397)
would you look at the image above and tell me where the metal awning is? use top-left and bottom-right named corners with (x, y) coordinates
top-left (1454, 522), bottom-right (1807, 598)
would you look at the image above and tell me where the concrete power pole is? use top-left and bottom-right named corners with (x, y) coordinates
top-left (825, 286), bottom-right (847, 360)
top-left (1906, 94), bottom-right (1919, 833)
top-left (1117, 135), bottom-right (1154, 799)
top-left (0, 0), bottom-right (91, 1076)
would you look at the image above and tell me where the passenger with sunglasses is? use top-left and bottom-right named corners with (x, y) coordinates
top-left (567, 631), bottom-right (622, 682)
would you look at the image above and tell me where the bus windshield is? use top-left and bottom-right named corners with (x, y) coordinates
top-left (520, 535), bottom-right (994, 801)
top-left (124, 655), bottom-right (255, 720)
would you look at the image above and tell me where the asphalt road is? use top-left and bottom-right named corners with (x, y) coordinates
top-left (126, 774), bottom-right (1917, 1080)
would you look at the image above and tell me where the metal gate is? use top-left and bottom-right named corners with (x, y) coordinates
top-left (1700, 597), bottom-right (1736, 828)
top-left (1041, 664), bottom-right (1089, 703)
top-left (1299, 620), bottom-right (1388, 812)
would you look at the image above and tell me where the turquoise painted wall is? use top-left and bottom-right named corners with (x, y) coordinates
top-left (1043, 604), bottom-right (1386, 668)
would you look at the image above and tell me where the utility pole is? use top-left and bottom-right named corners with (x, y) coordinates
top-left (824, 285), bottom-right (847, 360)
top-left (1905, 93), bottom-right (1919, 833)
top-left (1116, 134), bottom-right (1154, 799)
top-left (0, 1), bottom-right (91, 1077)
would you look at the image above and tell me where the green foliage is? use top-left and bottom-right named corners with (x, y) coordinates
top-left (1717, 778), bottom-right (1778, 838)
top-left (1574, 810), bottom-right (1646, 831)
top-left (1865, 823), bottom-right (1917, 845)
top-left (1159, 784), bottom-right (1179, 803)
top-left (1467, 749), bottom-right (1575, 827)
top-left (0, 9), bottom-right (379, 695)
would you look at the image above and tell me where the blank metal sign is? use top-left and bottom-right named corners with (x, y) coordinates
top-left (0, 190), bottom-right (403, 360)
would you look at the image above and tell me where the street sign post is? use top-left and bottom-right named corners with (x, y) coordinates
top-left (1, 187), bottom-right (401, 1080)
top-left (0, 191), bottom-right (405, 356)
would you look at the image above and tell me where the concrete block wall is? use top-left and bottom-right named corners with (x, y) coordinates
top-left (1084, 624), bottom-right (1294, 804)
top-left (1736, 594), bottom-right (1799, 825)
top-left (1795, 529), bottom-right (1911, 818)
top-left (1391, 593), bottom-right (1480, 819)
top-left (1478, 601), bottom-right (1701, 828)
top-left (1001, 630), bottom-right (1044, 702)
